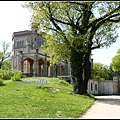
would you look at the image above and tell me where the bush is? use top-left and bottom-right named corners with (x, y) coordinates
top-left (0, 78), bottom-right (4, 86)
top-left (0, 73), bottom-right (3, 79)
top-left (0, 69), bottom-right (15, 80)
top-left (11, 71), bottom-right (23, 82)
top-left (0, 69), bottom-right (25, 81)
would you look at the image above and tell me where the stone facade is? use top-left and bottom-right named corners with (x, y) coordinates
top-left (12, 30), bottom-right (71, 77)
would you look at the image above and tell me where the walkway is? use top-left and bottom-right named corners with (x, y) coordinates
top-left (79, 95), bottom-right (120, 119)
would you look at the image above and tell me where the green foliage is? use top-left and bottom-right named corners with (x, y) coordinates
top-left (0, 41), bottom-right (12, 69)
top-left (11, 71), bottom-right (23, 82)
top-left (0, 72), bottom-right (3, 79)
top-left (91, 62), bottom-right (112, 80)
top-left (0, 69), bottom-right (14, 80)
top-left (1, 59), bottom-right (12, 70)
top-left (0, 78), bottom-right (4, 86)
top-left (111, 48), bottom-right (120, 72)
top-left (24, 1), bottom-right (120, 67)
top-left (0, 69), bottom-right (25, 81)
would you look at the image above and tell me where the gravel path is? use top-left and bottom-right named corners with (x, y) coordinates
top-left (79, 95), bottom-right (120, 119)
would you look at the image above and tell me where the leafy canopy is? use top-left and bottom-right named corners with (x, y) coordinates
top-left (23, 1), bottom-right (120, 66)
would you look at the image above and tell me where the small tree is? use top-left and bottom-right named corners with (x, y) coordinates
top-left (91, 62), bottom-right (112, 80)
top-left (0, 41), bottom-right (12, 69)
top-left (111, 48), bottom-right (120, 77)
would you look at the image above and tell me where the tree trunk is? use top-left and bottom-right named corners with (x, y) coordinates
top-left (83, 52), bottom-right (91, 94)
top-left (70, 47), bottom-right (92, 95)
top-left (70, 48), bottom-right (85, 94)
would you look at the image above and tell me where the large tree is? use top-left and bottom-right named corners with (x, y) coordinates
top-left (0, 41), bottom-right (12, 69)
top-left (24, 1), bottom-right (120, 94)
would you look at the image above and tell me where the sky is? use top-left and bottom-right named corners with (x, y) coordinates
top-left (0, 1), bottom-right (119, 66)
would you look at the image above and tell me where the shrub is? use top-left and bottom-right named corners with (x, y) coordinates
top-left (0, 69), bottom-right (15, 80)
top-left (2, 70), bottom-right (11, 80)
top-left (0, 78), bottom-right (4, 86)
top-left (11, 71), bottom-right (23, 82)
top-left (0, 72), bottom-right (3, 79)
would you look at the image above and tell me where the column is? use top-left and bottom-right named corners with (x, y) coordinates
top-left (19, 55), bottom-right (23, 72)
top-left (54, 64), bottom-right (57, 77)
top-left (65, 61), bottom-right (68, 76)
top-left (67, 60), bottom-right (71, 76)
top-left (33, 52), bottom-right (39, 76)
top-left (43, 54), bottom-right (47, 76)
top-left (16, 51), bottom-right (20, 71)
top-left (59, 63), bottom-right (61, 76)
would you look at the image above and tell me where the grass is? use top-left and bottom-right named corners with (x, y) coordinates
top-left (0, 77), bottom-right (95, 118)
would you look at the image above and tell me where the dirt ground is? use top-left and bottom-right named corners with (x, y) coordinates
top-left (79, 95), bottom-right (120, 119)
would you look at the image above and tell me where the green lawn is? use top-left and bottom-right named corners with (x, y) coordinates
top-left (0, 77), bottom-right (95, 118)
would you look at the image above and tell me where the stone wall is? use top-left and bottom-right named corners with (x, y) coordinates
top-left (87, 79), bottom-right (120, 95)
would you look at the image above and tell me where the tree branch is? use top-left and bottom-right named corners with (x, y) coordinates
top-left (66, 10), bottom-right (73, 23)
top-left (107, 18), bottom-right (120, 22)
top-left (87, 5), bottom-right (120, 29)
top-left (52, 17), bottom-right (71, 26)
top-left (47, 5), bottom-right (71, 49)
top-left (88, 13), bottom-right (120, 46)
top-left (91, 44), bottom-right (100, 50)
top-left (76, 15), bottom-right (82, 26)
top-left (66, 1), bottom-right (86, 6)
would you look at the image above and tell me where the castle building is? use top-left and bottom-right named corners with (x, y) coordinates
top-left (12, 30), bottom-right (71, 77)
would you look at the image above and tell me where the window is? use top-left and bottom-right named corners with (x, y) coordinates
top-left (17, 41), bottom-right (24, 47)
top-left (22, 41), bottom-right (24, 46)
top-left (17, 41), bottom-right (19, 47)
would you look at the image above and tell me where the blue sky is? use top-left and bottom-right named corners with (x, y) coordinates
top-left (0, 1), bottom-right (119, 66)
